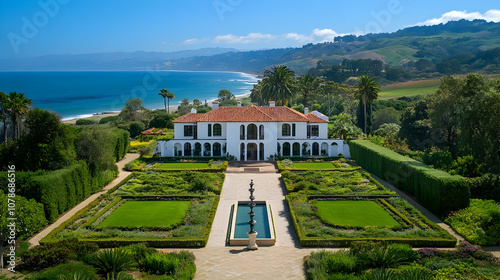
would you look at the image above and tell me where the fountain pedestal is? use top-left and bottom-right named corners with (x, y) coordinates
top-left (247, 231), bottom-right (258, 250)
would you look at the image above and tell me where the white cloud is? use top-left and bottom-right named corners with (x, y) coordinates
top-left (416, 9), bottom-right (500, 26)
top-left (284, 29), bottom-right (340, 43)
top-left (181, 38), bottom-right (209, 44)
top-left (213, 33), bottom-right (275, 44)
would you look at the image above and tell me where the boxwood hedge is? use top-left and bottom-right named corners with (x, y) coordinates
top-left (349, 140), bottom-right (469, 217)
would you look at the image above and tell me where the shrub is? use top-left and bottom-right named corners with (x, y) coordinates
top-left (349, 140), bottom-right (469, 217)
top-left (0, 191), bottom-right (48, 240)
top-left (27, 262), bottom-right (99, 280)
top-left (326, 250), bottom-right (358, 274)
top-left (75, 119), bottom-right (97, 125)
top-left (140, 252), bottom-right (179, 275)
top-left (468, 173), bottom-right (500, 203)
top-left (121, 243), bottom-right (157, 263)
top-left (19, 238), bottom-right (99, 271)
top-left (445, 199), bottom-right (500, 246)
top-left (355, 244), bottom-right (416, 269)
top-left (99, 116), bottom-right (121, 124)
top-left (89, 248), bottom-right (135, 275)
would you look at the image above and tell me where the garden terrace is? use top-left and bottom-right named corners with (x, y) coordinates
top-left (287, 194), bottom-right (456, 247)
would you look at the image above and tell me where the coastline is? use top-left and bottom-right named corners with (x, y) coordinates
top-left (62, 92), bottom-right (251, 124)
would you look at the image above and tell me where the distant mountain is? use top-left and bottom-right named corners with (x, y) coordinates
top-left (158, 19), bottom-right (500, 74)
top-left (3, 20), bottom-right (500, 74)
top-left (0, 48), bottom-right (239, 70)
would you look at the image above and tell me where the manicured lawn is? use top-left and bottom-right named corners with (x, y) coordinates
top-left (315, 200), bottom-right (400, 227)
top-left (158, 162), bottom-right (210, 169)
top-left (292, 162), bottom-right (335, 169)
top-left (98, 201), bottom-right (190, 228)
top-left (380, 79), bottom-right (440, 99)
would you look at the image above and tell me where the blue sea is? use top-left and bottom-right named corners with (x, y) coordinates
top-left (0, 71), bottom-right (258, 120)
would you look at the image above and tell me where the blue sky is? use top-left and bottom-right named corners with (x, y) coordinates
top-left (1, 0), bottom-right (499, 59)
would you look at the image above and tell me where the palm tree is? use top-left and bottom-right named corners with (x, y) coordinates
top-left (3, 92), bottom-right (31, 139)
top-left (355, 75), bottom-right (380, 134)
top-left (296, 74), bottom-right (323, 107)
top-left (261, 65), bottom-right (296, 106)
top-left (158, 89), bottom-right (175, 113)
top-left (0, 92), bottom-right (9, 142)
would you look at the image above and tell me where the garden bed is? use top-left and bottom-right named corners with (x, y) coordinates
top-left (281, 169), bottom-right (393, 195)
top-left (287, 194), bottom-right (456, 247)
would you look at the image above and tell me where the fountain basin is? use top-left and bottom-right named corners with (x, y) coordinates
top-left (229, 201), bottom-right (276, 246)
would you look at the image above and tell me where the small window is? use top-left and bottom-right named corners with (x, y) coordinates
top-left (208, 124), bottom-right (212, 137)
top-left (213, 124), bottom-right (222, 136)
top-left (311, 125), bottom-right (319, 137)
top-left (184, 125), bottom-right (193, 137)
top-left (282, 124), bottom-right (291, 136)
top-left (292, 124), bottom-right (296, 137)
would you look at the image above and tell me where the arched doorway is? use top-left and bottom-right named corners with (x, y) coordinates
top-left (184, 143), bottom-right (192, 156)
top-left (312, 142), bottom-right (319, 156)
top-left (213, 142), bottom-right (222, 156)
top-left (240, 143), bottom-right (245, 161)
top-left (247, 143), bottom-right (257, 160)
top-left (283, 142), bottom-right (291, 156)
top-left (292, 142), bottom-right (300, 156)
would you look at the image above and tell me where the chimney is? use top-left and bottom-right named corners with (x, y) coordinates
top-left (237, 101), bottom-right (241, 107)
top-left (191, 108), bottom-right (197, 113)
top-left (269, 101), bottom-right (275, 107)
top-left (212, 101), bottom-right (219, 110)
top-left (304, 107), bottom-right (309, 115)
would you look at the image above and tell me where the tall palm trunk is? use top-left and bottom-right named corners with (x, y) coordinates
top-left (167, 98), bottom-right (170, 114)
top-left (363, 94), bottom-right (367, 134)
top-left (164, 98), bottom-right (167, 113)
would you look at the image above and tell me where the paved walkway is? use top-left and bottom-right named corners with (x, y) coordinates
top-left (28, 153), bottom-right (140, 247)
top-left (180, 172), bottom-right (335, 280)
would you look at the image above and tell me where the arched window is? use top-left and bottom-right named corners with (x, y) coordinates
top-left (283, 142), bottom-right (291, 156)
top-left (213, 124), bottom-right (222, 136)
top-left (213, 142), bottom-right (222, 156)
top-left (247, 124), bottom-right (257, 140)
top-left (259, 125), bottom-right (264, 140)
top-left (282, 124), bottom-right (291, 136)
top-left (184, 143), bottom-right (192, 156)
top-left (240, 125), bottom-right (245, 140)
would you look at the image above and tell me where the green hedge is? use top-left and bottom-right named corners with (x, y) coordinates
top-left (349, 140), bottom-right (469, 217)
top-left (12, 161), bottom-right (116, 222)
top-left (286, 196), bottom-right (456, 248)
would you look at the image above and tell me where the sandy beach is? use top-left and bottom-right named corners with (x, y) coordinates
top-left (62, 93), bottom-right (251, 125)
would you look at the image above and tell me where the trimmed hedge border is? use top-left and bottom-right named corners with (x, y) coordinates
top-left (130, 161), bottom-right (229, 173)
top-left (40, 195), bottom-right (220, 248)
top-left (349, 140), bottom-right (469, 217)
top-left (286, 195), bottom-right (457, 248)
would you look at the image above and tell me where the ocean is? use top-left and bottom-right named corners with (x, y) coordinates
top-left (0, 71), bottom-right (258, 120)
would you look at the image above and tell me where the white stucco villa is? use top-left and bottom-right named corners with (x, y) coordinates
top-left (155, 101), bottom-right (350, 161)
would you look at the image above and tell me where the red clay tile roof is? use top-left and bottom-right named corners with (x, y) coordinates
top-left (174, 105), bottom-right (328, 123)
